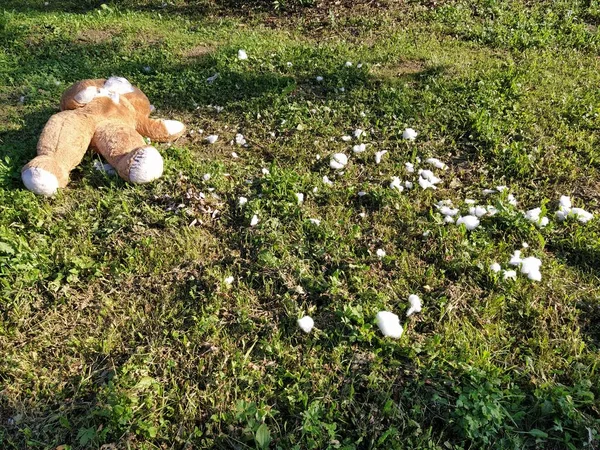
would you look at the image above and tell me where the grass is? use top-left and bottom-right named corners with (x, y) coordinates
top-left (1, 0), bottom-right (599, 448)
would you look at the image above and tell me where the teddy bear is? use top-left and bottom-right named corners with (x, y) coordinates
top-left (21, 76), bottom-right (186, 196)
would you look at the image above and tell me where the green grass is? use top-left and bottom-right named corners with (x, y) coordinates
top-left (1, 0), bottom-right (599, 448)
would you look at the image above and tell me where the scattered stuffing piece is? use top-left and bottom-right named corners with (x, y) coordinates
top-left (354, 128), bottom-right (364, 138)
top-left (419, 177), bottom-right (436, 190)
top-left (438, 206), bottom-right (459, 216)
top-left (353, 143), bottom-right (366, 153)
top-left (508, 194), bottom-right (518, 206)
top-left (239, 197), bottom-right (248, 206)
top-left (357, 63), bottom-right (363, 68)
top-left (323, 176), bottom-right (333, 186)
top-left (261, 168), bottom-right (270, 175)
top-left (312, 187), bottom-right (318, 193)
top-left (406, 294), bottom-right (422, 316)
top-left (522, 242), bottom-right (529, 248)
top-left (359, 212), bottom-right (366, 218)
top-left (483, 188), bottom-right (496, 195)
top-left (330, 153), bottom-right (348, 169)
top-left (376, 249), bottom-right (386, 258)
top-left (503, 270), bottom-right (517, 280)
top-left (444, 215), bottom-right (455, 224)
top-left (316, 76), bottom-right (324, 82)
top-left (203, 173), bottom-right (211, 181)
top-left (287, 62), bottom-right (292, 67)
top-left (205, 135), bottom-right (218, 144)
top-left (206, 73), bottom-right (219, 83)
top-left (224, 276), bottom-right (234, 285)
top-left (490, 262), bottom-right (502, 273)
top-left (496, 185), bottom-right (508, 192)
top-left (487, 205), bottom-right (499, 216)
top-left (509, 250), bottom-right (523, 266)
top-left (419, 169), bottom-right (441, 185)
top-left (237, 49), bottom-right (248, 60)
top-left (422, 230), bottom-right (431, 237)
top-left (297, 316), bottom-right (314, 333)
top-left (341, 135), bottom-right (352, 141)
top-left (358, 191), bottom-right (367, 196)
top-left (295, 193), bottom-right (304, 204)
top-left (404, 181), bottom-right (413, 189)
top-left (376, 311), bottom-right (403, 338)
top-left (231, 152), bottom-right (239, 158)
top-left (405, 162), bottom-right (415, 173)
top-left (308, 218), bottom-right (321, 225)
top-left (464, 199), bottom-right (476, 205)
top-left (345, 61), bottom-right (353, 67)
top-left (520, 256), bottom-right (542, 281)
top-left (235, 133), bottom-right (247, 146)
top-left (425, 158), bottom-right (447, 170)
top-left (556, 196), bottom-right (594, 223)
top-left (402, 128), bottom-right (417, 140)
top-left (390, 177), bottom-right (404, 192)
top-left (375, 150), bottom-right (387, 164)
top-left (456, 215), bottom-right (480, 230)
top-left (469, 205), bottom-right (488, 218)
top-left (250, 214), bottom-right (259, 227)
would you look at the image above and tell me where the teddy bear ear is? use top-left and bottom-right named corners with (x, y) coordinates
top-left (104, 76), bottom-right (135, 94)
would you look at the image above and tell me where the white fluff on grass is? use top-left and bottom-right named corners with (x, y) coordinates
top-left (404, 181), bottom-right (414, 189)
top-left (323, 176), bottom-right (333, 186)
top-left (224, 276), bottom-right (234, 285)
top-left (308, 218), bottom-right (321, 225)
top-left (390, 177), bottom-right (404, 192)
top-left (237, 49), bottom-right (248, 60)
top-left (464, 199), bottom-right (476, 205)
top-left (503, 270), bottom-right (517, 280)
top-left (483, 188), bottom-right (496, 195)
top-left (438, 206), bottom-right (459, 217)
top-left (330, 153), bottom-right (348, 169)
top-left (235, 133), bottom-right (247, 146)
top-left (231, 152), bottom-right (239, 158)
top-left (419, 177), bottom-right (436, 190)
top-left (419, 169), bottom-right (442, 185)
top-left (206, 73), bottom-right (219, 83)
top-left (425, 158), bottom-right (447, 170)
top-left (509, 250), bottom-right (523, 266)
top-left (490, 262), bottom-right (502, 273)
top-left (205, 135), bottom-right (218, 144)
top-left (456, 215), bottom-right (480, 230)
top-left (354, 128), bottom-right (364, 138)
top-left (297, 316), bottom-right (314, 333)
top-left (524, 207), bottom-right (548, 226)
top-left (376, 311), bottom-right (403, 338)
top-left (469, 205), bottom-right (488, 218)
top-left (508, 194), bottom-right (518, 206)
top-left (375, 150), bottom-right (388, 164)
top-left (402, 128), bottom-right (417, 140)
top-left (556, 196), bottom-right (594, 223)
top-left (376, 249), bottom-right (386, 258)
top-left (250, 215), bottom-right (259, 227)
top-left (405, 162), bottom-right (415, 173)
top-left (239, 196), bottom-right (248, 206)
top-left (520, 256), bottom-right (542, 281)
top-left (203, 173), bottom-right (211, 181)
top-left (406, 294), bottom-right (422, 316)
top-left (316, 76), bottom-right (324, 82)
top-left (345, 61), bottom-right (353, 67)
top-left (353, 143), bottom-right (366, 153)
top-left (295, 193), bottom-right (304, 204)
top-left (261, 168), bottom-right (270, 175)
top-left (444, 215), bottom-right (455, 224)
top-left (341, 135), bottom-right (352, 142)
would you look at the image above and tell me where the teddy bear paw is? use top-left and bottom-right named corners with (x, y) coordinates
top-left (22, 167), bottom-right (59, 196)
top-left (129, 146), bottom-right (164, 183)
top-left (162, 120), bottom-right (185, 137)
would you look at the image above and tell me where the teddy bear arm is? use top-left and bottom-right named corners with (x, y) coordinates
top-left (22, 110), bottom-right (96, 195)
top-left (136, 115), bottom-right (185, 143)
top-left (93, 122), bottom-right (164, 184)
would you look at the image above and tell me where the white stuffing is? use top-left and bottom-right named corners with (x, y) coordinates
top-left (237, 49), bottom-right (248, 60)
top-left (250, 214), bottom-right (259, 227)
top-left (469, 205), bottom-right (488, 218)
top-left (503, 270), bottom-right (517, 280)
top-left (444, 215), bottom-right (455, 224)
top-left (295, 193), bottom-right (304, 204)
top-left (323, 176), bottom-right (333, 186)
top-left (438, 206), bottom-right (459, 216)
top-left (406, 294), bottom-right (422, 316)
top-left (316, 76), bottom-right (324, 82)
top-left (456, 215), bottom-right (480, 230)
top-left (404, 181), bottom-right (413, 189)
top-left (330, 153), bottom-right (348, 170)
top-left (235, 133), bottom-right (247, 146)
top-left (375, 150), bottom-right (387, 164)
top-left (353, 128), bottom-right (364, 138)
top-left (556, 196), bottom-right (594, 223)
top-left (205, 135), bottom-right (218, 144)
top-left (308, 218), bottom-right (321, 225)
top-left (297, 316), bottom-right (314, 333)
top-left (425, 158), bottom-right (447, 170)
top-left (341, 135), bottom-right (352, 142)
top-left (345, 61), bottom-right (353, 67)
top-left (239, 197), bottom-right (248, 206)
top-left (490, 262), bottom-right (501, 273)
top-left (224, 276), bottom-right (234, 285)
top-left (405, 162), bottom-right (415, 173)
top-left (509, 250), bottom-right (523, 266)
top-left (418, 177), bottom-right (436, 190)
top-left (520, 256), bottom-right (542, 281)
top-left (376, 249), bottom-right (386, 258)
top-left (402, 128), bottom-right (417, 140)
top-left (202, 173), bottom-right (211, 181)
top-left (353, 143), bottom-right (366, 153)
top-left (376, 311), bottom-right (403, 338)
top-left (390, 177), bottom-right (404, 192)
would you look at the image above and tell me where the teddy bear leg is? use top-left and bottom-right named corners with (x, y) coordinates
top-left (22, 110), bottom-right (95, 196)
top-left (136, 116), bottom-right (185, 143)
top-left (92, 123), bottom-right (164, 184)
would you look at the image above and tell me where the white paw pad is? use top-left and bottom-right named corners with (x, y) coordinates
top-left (129, 146), bottom-right (163, 183)
top-left (22, 167), bottom-right (59, 196)
top-left (162, 120), bottom-right (185, 136)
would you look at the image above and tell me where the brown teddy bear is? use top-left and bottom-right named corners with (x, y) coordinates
top-left (21, 76), bottom-right (186, 196)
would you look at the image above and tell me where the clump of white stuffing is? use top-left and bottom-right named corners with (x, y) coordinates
top-left (402, 128), bottom-right (417, 140)
top-left (556, 195), bottom-right (594, 223)
top-left (456, 215), bottom-right (480, 230)
top-left (376, 311), bottom-right (403, 338)
top-left (297, 316), bottom-right (314, 333)
top-left (330, 153), bottom-right (348, 170)
top-left (406, 294), bottom-right (422, 316)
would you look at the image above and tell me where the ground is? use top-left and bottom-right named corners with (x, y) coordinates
top-left (0, 0), bottom-right (599, 449)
